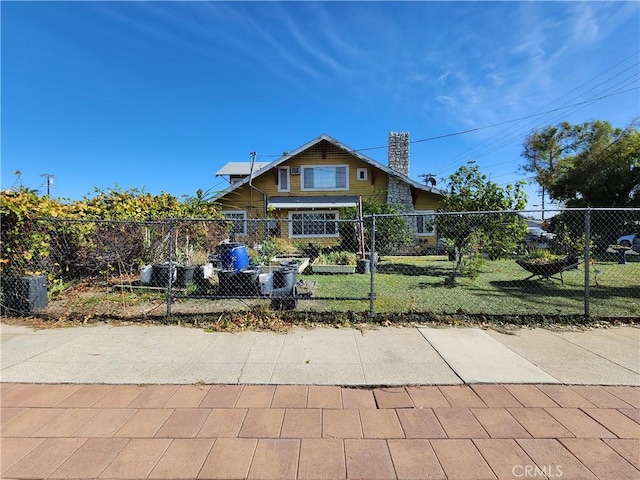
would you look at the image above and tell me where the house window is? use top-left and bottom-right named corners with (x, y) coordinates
top-left (301, 165), bottom-right (348, 191)
top-left (278, 167), bottom-right (290, 192)
top-left (289, 211), bottom-right (339, 238)
top-left (222, 211), bottom-right (247, 236)
top-left (416, 210), bottom-right (435, 236)
top-left (357, 168), bottom-right (368, 181)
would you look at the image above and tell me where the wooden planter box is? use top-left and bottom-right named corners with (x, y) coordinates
top-left (261, 258), bottom-right (310, 274)
top-left (310, 263), bottom-right (356, 274)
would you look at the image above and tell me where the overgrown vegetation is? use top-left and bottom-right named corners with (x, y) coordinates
top-left (1, 186), bottom-right (226, 280)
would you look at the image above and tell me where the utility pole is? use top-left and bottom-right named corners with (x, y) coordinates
top-left (40, 173), bottom-right (55, 197)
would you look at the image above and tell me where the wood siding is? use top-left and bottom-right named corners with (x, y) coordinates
top-left (215, 139), bottom-right (442, 247)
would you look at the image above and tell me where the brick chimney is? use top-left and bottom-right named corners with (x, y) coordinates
top-left (386, 132), bottom-right (413, 210)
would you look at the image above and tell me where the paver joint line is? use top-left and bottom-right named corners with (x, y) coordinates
top-left (1, 384), bottom-right (640, 480)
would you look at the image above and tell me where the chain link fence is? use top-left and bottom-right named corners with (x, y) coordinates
top-left (1, 209), bottom-right (638, 321)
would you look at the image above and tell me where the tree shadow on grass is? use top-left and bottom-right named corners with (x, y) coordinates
top-left (491, 279), bottom-right (640, 300)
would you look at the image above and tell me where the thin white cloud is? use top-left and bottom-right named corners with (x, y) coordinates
top-left (486, 74), bottom-right (504, 87)
top-left (271, 4), bottom-right (355, 79)
top-left (435, 95), bottom-right (454, 105)
top-left (571, 3), bottom-right (600, 43)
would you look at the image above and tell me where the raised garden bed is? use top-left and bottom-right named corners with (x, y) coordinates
top-left (310, 264), bottom-right (356, 274)
top-left (310, 251), bottom-right (358, 274)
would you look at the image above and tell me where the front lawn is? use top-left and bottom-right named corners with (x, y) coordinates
top-left (299, 255), bottom-right (640, 317)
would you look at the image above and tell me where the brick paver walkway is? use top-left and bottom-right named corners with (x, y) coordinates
top-left (1, 383), bottom-right (639, 479)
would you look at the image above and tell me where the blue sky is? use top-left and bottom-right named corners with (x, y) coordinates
top-left (2, 1), bottom-right (639, 208)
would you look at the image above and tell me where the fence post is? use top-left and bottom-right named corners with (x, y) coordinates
top-left (167, 219), bottom-right (174, 318)
top-left (369, 214), bottom-right (376, 316)
top-left (584, 208), bottom-right (591, 317)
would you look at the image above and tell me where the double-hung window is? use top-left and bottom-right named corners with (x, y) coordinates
top-left (415, 210), bottom-right (436, 236)
top-left (222, 211), bottom-right (247, 236)
top-left (289, 211), bottom-right (339, 238)
top-left (301, 165), bottom-right (348, 191)
top-left (278, 167), bottom-right (290, 192)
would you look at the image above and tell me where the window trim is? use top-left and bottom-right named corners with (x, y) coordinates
top-left (300, 164), bottom-right (349, 191)
top-left (357, 168), bottom-right (368, 181)
top-left (221, 210), bottom-right (247, 236)
top-left (277, 166), bottom-right (290, 193)
top-left (415, 210), bottom-right (436, 237)
top-left (288, 210), bottom-right (340, 238)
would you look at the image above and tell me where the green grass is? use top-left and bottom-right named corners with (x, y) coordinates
top-left (299, 255), bottom-right (640, 317)
top-left (43, 255), bottom-right (635, 320)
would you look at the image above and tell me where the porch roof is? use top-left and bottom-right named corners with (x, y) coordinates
top-left (267, 196), bottom-right (359, 209)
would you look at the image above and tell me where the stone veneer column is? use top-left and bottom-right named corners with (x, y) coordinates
top-left (386, 132), bottom-right (413, 210)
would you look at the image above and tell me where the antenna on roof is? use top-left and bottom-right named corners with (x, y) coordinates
top-left (419, 173), bottom-right (437, 187)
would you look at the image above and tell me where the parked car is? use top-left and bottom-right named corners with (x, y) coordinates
top-left (617, 233), bottom-right (640, 251)
top-left (524, 227), bottom-right (556, 249)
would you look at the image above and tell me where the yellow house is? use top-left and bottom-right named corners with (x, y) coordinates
top-left (213, 132), bottom-right (443, 247)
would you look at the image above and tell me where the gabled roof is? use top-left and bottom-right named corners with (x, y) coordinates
top-left (212, 133), bottom-right (442, 200)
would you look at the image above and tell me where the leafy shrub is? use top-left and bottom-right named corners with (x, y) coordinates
top-left (315, 251), bottom-right (358, 266)
top-left (339, 198), bottom-right (413, 255)
top-left (269, 238), bottom-right (299, 256)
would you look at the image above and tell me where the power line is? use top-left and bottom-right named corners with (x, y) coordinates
top-left (428, 85), bottom-right (638, 177)
top-left (352, 87), bottom-right (638, 154)
top-left (429, 56), bottom-right (640, 175)
top-left (253, 52), bottom-right (638, 180)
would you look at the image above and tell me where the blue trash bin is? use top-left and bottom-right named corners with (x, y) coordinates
top-left (218, 243), bottom-right (249, 271)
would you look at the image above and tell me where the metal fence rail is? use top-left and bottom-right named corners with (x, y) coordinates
top-left (1, 209), bottom-right (638, 320)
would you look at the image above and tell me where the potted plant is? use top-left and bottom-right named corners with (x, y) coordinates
top-left (311, 251), bottom-right (358, 274)
top-left (173, 238), bottom-right (197, 288)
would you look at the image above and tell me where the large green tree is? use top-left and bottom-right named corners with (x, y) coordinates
top-left (522, 120), bottom-right (640, 207)
top-left (436, 162), bottom-right (528, 275)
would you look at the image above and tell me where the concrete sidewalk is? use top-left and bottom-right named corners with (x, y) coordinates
top-left (1, 323), bottom-right (638, 385)
top-left (1, 323), bottom-right (639, 479)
